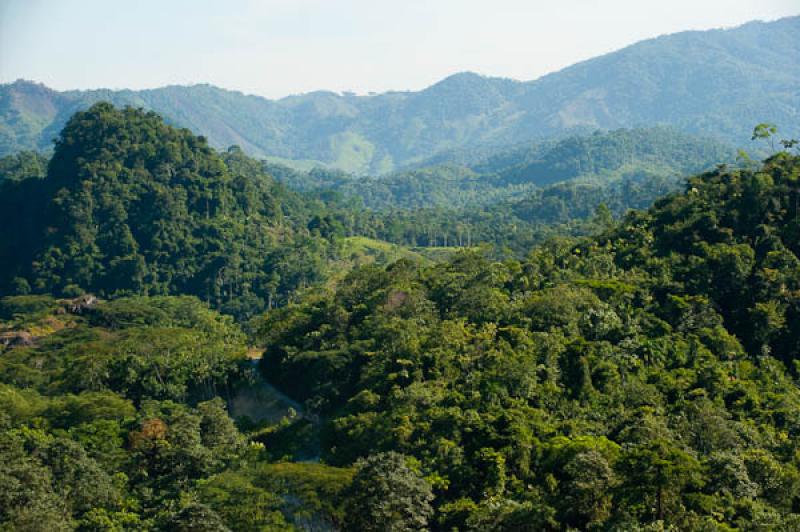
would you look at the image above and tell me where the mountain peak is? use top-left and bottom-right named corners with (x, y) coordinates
top-left (426, 71), bottom-right (517, 91)
top-left (438, 71), bottom-right (485, 83)
top-left (7, 79), bottom-right (53, 91)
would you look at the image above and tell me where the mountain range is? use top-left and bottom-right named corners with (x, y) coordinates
top-left (266, 127), bottom-right (735, 210)
top-left (1, 16), bottom-right (798, 173)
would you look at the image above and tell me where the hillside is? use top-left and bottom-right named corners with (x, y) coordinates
top-left (258, 150), bottom-right (800, 530)
top-left (269, 127), bottom-right (735, 210)
top-left (1, 16), bottom-right (798, 172)
top-left (1, 101), bottom-right (800, 531)
top-left (0, 293), bottom-right (356, 530)
top-left (0, 103), bottom-right (384, 319)
top-left (5, 1), bottom-right (800, 530)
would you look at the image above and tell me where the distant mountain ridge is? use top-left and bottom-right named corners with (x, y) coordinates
top-left (266, 127), bottom-right (736, 210)
top-left (1, 16), bottom-right (798, 173)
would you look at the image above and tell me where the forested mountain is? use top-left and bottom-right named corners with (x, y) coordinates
top-left (255, 128), bottom-right (734, 256)
top-left (0, 103), bottom-right (386, 319)
top-left (1, 106), bottom-right (736, 313)
top-left (2, 16), bottom-right (798, 172)
top-left (258, 149), bottom-right (800, 530)
top-left (269, 127), bottom-right (735, 210)
top-left (1, 96), bottom-right (800, 529)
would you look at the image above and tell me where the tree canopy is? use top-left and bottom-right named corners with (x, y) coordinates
top-left (1, 100), bottom-right (799, 530)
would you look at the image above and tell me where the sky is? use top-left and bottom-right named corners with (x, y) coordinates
top-left (1, 0), bottom-right (797, 99)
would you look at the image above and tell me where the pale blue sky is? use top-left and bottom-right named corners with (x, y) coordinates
top-left (1, 0), bottom-right (797, 98)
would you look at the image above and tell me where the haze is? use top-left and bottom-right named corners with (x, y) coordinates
top-left (1, 0), bottom-right (797, 99)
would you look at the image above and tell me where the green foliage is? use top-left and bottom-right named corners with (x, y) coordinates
top-left (252, 462), bottom-right (354, 528)
top-left (164, 502), bottom-right (231, 532)
top-left (0, 294), bottom-right (58, 319)
top-left (2, 79), bottom-right (800, 530)
top-left (343, 452), bottom-right (434, 532)
top-left (196, 471), bottom-right (292, 531)
top-left (271, 129), bottom-right (734, 258)
top-left (0, 296), bottom-right (248, 403)
top-left (0, 104), bottom-right (372, 319)
top-left (275, 127), bottom-right (733, 213)
top-left (0, 295), bottom-right (355, 530)
top-left (0, 150), bottom-right (47, 181)
top-left (257, 153), bottom-right (800, 529)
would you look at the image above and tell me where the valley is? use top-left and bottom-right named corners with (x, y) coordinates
top-left (1, 10), bottom-right (799, 531)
